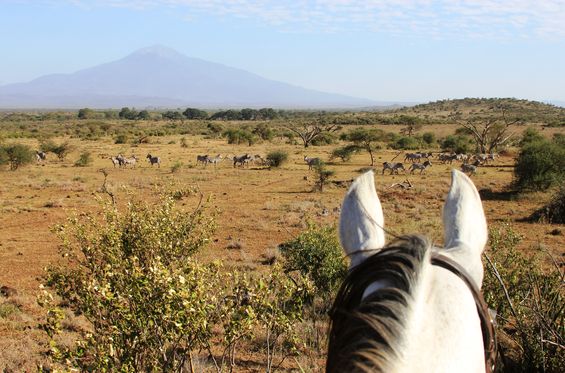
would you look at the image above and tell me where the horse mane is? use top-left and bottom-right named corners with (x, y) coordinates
top-left (326, 234), bottom-right (432, 373)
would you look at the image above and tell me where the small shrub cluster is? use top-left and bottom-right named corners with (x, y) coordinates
top-left (483, 225), bottom-right (564, 372)
top-left (266, 150), bottom-right (288, 168)
top-left (0, 143), bottom-right (34, 170)
top-left (74, 151), bottom-right (92, 167)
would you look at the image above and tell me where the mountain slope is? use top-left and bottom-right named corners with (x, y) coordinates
top-left (0, 46), bottom-right (376, 109)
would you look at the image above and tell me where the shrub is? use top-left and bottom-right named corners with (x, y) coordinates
top-left (310, 132), bottom-right (336, 146)
top-left (278, 223), bottom-right (346, 297)
top-left (266, 150), bottom-right (288, 168)
top-left (483, 225), bottom-right (564, 372)
top-left (171, 161), bottom-right (183, 173)
top-left (330, 145), bottom-right (358, 162)
top-left (441, 134), bottom-right (473, 154)
top-left (74, 151), bottom-right (92, 167)
top-left (529, 186), bottom-right (565, 224)
top-left (422, 132), bottom-right (436, 145)
top-left (313, 162), bottom-right (335, 192)
top-left (514, 139), bottom-right (564, 191)
top-left (39, 188), bottom-right (218, 371)
top-left (114, 134), bottom-right (129, 144)
top-left (224, 128), bottom-right (256, 146)
top-left (389, 135), bottom-right (421, 150)
top-left (0, 143), bottom-right (34, 170)
top-left (180, 137), bottom-right (189, 148)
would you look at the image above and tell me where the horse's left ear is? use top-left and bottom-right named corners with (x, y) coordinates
top-left (339, 171), bottom-right (386, 269)
top-left (443, 170), bottom-right (488, 288)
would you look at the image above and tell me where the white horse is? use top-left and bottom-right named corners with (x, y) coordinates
top-left (327, 170), bottom-right (495, 373)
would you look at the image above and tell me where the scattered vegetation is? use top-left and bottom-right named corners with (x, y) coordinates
top-left (0, 143), bottom-right (34, 170)
top-left (74, 151), bottom-right (92, 167)
top-left (266, 150), bottom-right (288, 168)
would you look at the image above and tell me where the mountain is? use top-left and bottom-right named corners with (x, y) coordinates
top-left (0, 45), bottom-right (377, 109)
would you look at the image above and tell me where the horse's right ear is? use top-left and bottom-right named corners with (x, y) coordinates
top-left (339, 171), bottom-right (386, 268)
top-left (443, 170), bottom-right (488, 287)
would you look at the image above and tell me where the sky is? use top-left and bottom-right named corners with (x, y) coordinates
top-left (1, 0), bottom-right (564, 103)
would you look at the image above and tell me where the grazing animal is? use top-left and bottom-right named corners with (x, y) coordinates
top-left (146, 154), bottom-right (161, 167)
top-left (409, 160), bottom-right (432, 174)
top-left (404, 153), bottom-right (422, 163)
top-left (206, 154), bottom-right (223, 167)
top-left (382, 162), bottom-right (405, 175)
top-left (233, 154), bottom-right (252, 168)
top-left (304, 156), bottom-right (321, 170)
top-left (326, 170), bottom-right (496, 373)
top-left (196, 155), bottom-right (209, 166)
top-left (439, 153), bottom-right (458, 164)
top-left (122, 155), bottom-right (138, 168)
top-left (109, 156), bottom-right (122, 168)
top-left (36, 151), bottom-right (47, 163)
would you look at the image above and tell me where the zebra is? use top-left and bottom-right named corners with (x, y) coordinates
top-left (409, 160), bottom-right (432, 174)
top-left (404, 153), bottom-right (422, 163)
top-left (206, 154), bottom-right (223, 167)
top-left (122, 155), bottom-right (138, 168)
top-left (110, 155), bottom-right (125, 168)
top-left (196, 155), bottom-right (209, 166)
top-left (36, 151), bottom-right (47, 163)
top-left (304, 156), bottom-right (321, 170)
top-left (233, 154), bottom-right (252, 168)
top-left (146, 154), bottom-right (161, 167)
top-left (461, 160), bottom-right (481, 175)
top-left (382, 162), bottom-right (406, 175)
top-left (438, 153), bottom-right (458, 164)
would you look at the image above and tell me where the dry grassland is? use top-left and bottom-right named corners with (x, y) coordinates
top-left (0, 124), bottom-right (563, 371)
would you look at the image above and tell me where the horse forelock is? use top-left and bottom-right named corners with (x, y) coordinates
top-left (327, 234), bottom-right (431, 373)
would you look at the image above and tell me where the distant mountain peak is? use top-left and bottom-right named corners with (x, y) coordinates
top-left (129, 45), bottom-right (185, 59)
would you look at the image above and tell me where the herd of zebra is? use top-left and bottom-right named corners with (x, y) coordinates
top-left (195, 154), bottom-right (268, 168)
top-left (381, 151), bottom-right (498, 176)
top-left (109, 154), bottom-right (161, 168)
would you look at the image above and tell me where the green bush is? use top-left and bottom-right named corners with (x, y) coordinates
top-left (278, 223), bottom-right (346, 296)
top-left (223, 128), bottom-right (256, 146)
top-left (389, 135), bottom-right (421, 150)
top-left (529, 186), bottom-right (565, 224)
top-left (0, 143), bottom-right (34, 170)
top-left (330, 145), bottom-right (358, 162)
top-left (422, 132), bottom-right (436, 145)
top-left (514, 138), bottom-right (564, 191)
top-left (441, 134), bottom-right (473, 154)
top-left (313, 162), bottom-right (335, 192)
top-left (311, 132), bottom-right (336, 146)
top-left (74, 151), bottom-right (92, 167)
top-left (266, 150), bottom-right (288, 168)
top-left (483, 225), bottom-right (564, 372)
top-left (114, 134), bottom-right (129, 144)
top-left (40, 189), bottom-right (217, 371)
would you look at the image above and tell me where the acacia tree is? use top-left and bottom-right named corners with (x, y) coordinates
top-left (344, 128), bottom-right (385, 166)
top-left (284, 119), bottom-right (341, 148)
top-left (398, 115), bottom-right (423, 137)
top-left (452, 107), bottom-right (522, 153)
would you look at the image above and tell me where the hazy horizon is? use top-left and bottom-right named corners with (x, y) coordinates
top-left (1, 1), bottom-right (564, 103)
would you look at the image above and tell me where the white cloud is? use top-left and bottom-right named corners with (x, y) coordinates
top-left (57, 0), bottom-right (565, 40)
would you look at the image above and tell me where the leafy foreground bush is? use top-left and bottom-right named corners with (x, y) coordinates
top-left (529, 186), bottom-right (565, 224)
top-left (483, 225), bottom-right (564, 373)
top-left (39, 188), bottom-right (313, 372)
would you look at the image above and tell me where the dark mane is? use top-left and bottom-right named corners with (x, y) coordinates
top-left (326, 235), bottom-right (431, 373)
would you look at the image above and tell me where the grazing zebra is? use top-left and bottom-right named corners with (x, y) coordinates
top-left (196, 155), bottom-right (209, 166)
top-left (110, 155), bottom-right (124, 168)
top-left (233, 154), bottom-right (252, 168)
top-left (304, 156), bottom-right (321, 170)
top-left (122, 155), bottom-right (138, 168)
top-left (206, 154), bottom-right (223, 167)
top-left (382, 162), bottom-right (406, 175)
top-left (36, 151), bottom-right (47, 163)
top-left (439, 153), bottom-right (458, 164)
top-left (410, 160), bottom-right (432, 174)
top-left (404, 153), bottom-right (422, 163)
top-left (461, 160), bottom-right (480, 175)
top-left (146, 154), bottom-right (161, 167)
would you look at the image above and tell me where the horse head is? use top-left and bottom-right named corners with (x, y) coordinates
top-left (328, 170), bottom-right (493, 373)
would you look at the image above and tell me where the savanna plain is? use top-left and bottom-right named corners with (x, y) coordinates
top-left (0, 99), bottom-right (563, 372)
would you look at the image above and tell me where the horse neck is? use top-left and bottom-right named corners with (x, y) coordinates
top-left (383, 261), bottom-right (485, 373)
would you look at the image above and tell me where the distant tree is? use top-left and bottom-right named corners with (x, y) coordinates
top-left (0, 143), bottom-right (34, 170)
top-left (441, 135), bottom-right (473, 154)
top-left (240, 108), bottom-right (258, 120)
top-left (162, 111), bottom-right (183, 121)
top-left (78, 108), bottom-right (95, 120)
top-left (223, 128), bottom-right (256, 146)
top-left (257, 108), bottom-right (278, 120)
top-left (284, 119), bottom-right (341, 148)
top-left (119, 107), bottom-right (138, 120)
top-left (451, 106), bottom-right (522, 153)
top-left (182, 108), bottom-right (208, 120)
top-left (344, 128), bottom-right (385, 166)
top-left (252, 123), bottom-right (274, 141)
top-left (330, 145), bottom-right (358, 162)
top-left (398, 115), bottom-right (423, 136)
top-left (313, 162), bottom-right (335, 192)
top-left (210, 110), bottom-right (242, 121)
top-left (137, 110), bottom-right (150, 120)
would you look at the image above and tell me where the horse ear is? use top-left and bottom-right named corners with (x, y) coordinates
top-left (339, 171), bottom-right (386, 268)
top-left (443, 169), bottom-right (488, 287)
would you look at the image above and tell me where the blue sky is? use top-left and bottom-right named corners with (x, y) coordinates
top-left (1, 0), bottom-right (564, 103)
